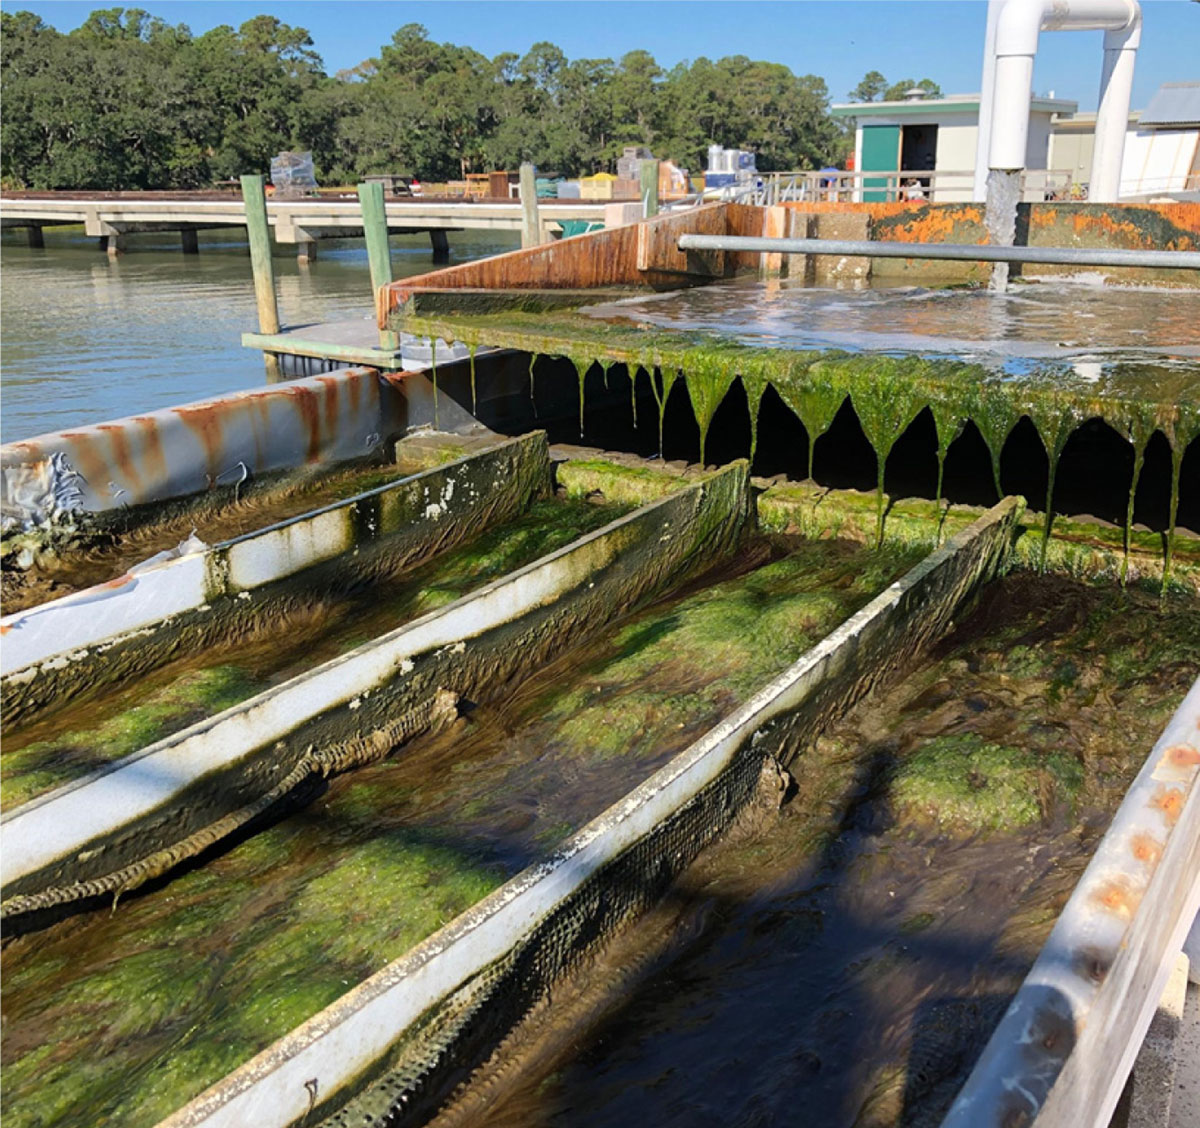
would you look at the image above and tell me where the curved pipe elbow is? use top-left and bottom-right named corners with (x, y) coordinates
top-left (994, 0), bottom-right (1141, 56)
top-left (995, 0), bottom-right (1048, 57)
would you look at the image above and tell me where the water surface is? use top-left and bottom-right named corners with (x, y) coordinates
top-left (0, 228), bottom-right (516, 443)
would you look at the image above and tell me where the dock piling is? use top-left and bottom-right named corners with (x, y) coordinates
top-left (640, 159), bottom-right (660, 218)
top-left (240, 173), bottom-right (282, 382)
top-left (26, 226), bottom-right (44, 249)
top-left (180, 228), bottom-right (199, 255)
top-left (520, 163), bottom-right (541, 249)
top-left (430, 229), bottom-right (450, 262)
top-left (357, 181), bottom-right (399, 351)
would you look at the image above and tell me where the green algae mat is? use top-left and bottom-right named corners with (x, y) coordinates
top-left (453, 573), bottom-right (1200, 1128)
top-left (0, 498), bottom-right (624, 812)
top-left (0, 535), bottom-right (921, 1128)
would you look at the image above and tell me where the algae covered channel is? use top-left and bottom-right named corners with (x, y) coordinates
top-left (1, 494), bottom-right (623, 810)
top-left (0, 531), bottom-right (922, 1128)
top-left (432, 573), bottom-right (1200, 1128)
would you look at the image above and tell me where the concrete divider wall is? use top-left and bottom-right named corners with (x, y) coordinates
top-left (945, 676), bottom-right (1200, 1128)
top-left (1, 462), bottom-right (752, 912)
top-left (1, 433), bottom-right (551, 724)
top-left (156, 497), bottom-right (1021, 1128)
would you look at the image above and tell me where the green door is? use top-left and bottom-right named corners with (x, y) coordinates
top-left (861, 124), bottom-right (900, 202)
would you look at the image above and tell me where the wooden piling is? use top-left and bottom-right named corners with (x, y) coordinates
top-left (240, 173), bottom-right (282, 382)
top-left (357, 181), bottom-right (399, 351)
top-left (520, 163), bottom-right (541, 249)
top-left (105, 233), bottom-right (126, 258)
top-left (430, 229), bottom-right (450, 262)
top-left (26, 226), bottom-right (44, 249)
top-left (181, 228), bottom-right (199, 255)
top-left (640, 160), bottom-right (660, 218)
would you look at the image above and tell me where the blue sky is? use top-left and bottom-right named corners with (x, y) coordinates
top-left (6, 0), bottom-right (1197, 111)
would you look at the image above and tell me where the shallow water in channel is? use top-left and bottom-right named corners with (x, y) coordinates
top-left (0, 536), bottom-right (919, 1128)
top-left (446, 575), bottom-right (1200, 1128)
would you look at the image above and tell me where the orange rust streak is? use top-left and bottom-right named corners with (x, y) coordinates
top-left (132, 416), bottom-right (169, 489)
top-left (317, 375), bottom-right (341, 444)
top-left (96, 424), bottom-right (143, 495)
top-left (60, 433), bottom-right (112, 497)
top-left (288, 386), bottom-right (323, 464)
top-left (1165, 743), bottom-right (1200, 769)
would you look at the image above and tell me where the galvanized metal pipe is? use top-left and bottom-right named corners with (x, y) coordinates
top-left (676, 232), bottom-right (1200, 270)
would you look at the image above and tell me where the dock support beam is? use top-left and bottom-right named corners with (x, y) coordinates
top-left (104, 233), bottom-right (126, 258)
top-left (26, 226), bottom-right (44, 249)
top-left (358, 181), bottom-right (398, 351)
top-left (640, 159), bottom-right (660, 218)
top-left (520, 162), bottom-right (541, 249)
top-left (430, 229), bottom-right (450, 262)
top-left (180, 228), bottom-right (199, 255)
top-left (297, 239), bottom-right (317, 264)
top-left (240, 173), bottom-right (282, 383)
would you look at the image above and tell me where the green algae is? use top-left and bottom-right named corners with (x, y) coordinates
top-left (468, 342), bottom-right (478, 415)
top-left (557, 459), bottom-right (687, 505)
top-left (399, 307), bottom-right (1198, 590)
top-left (1, 533), bottom-right (919, 1128)
top-left (2, 499), bottom-right (623, 812)
top-left (1, 666), bottom-right (260, 810)
top-left (890, 734), bottom-right (1083, 835)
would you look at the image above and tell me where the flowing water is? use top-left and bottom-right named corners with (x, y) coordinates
top-left (983, 168), bottom-right (1021, 293)
top-left (0, 535), bottom-right (922, 1128)
top-left (439, 575), bottom-right (1200, 1128)
top-left (0, 227), bottom-right (518, 444)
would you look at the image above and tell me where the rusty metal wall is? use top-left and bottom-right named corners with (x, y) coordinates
top-left (1, 368), bottom-right (405, 525)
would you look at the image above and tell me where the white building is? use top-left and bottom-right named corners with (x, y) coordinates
top-left (831, 92), bottom-right (1077, 202)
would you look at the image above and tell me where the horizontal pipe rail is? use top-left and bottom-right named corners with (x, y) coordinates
top-left (676, 232), bottom-right (1200, 270)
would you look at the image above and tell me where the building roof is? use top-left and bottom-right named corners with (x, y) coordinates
top-left (1139, 82), bottom-right (1200, 127)
top-left (831, 93), bottom-right (1078, 118)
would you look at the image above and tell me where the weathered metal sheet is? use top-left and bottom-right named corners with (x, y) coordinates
top-left (152, 497), bottom-right (1020, 1128)
top-left (1, 368), bottom-right (396, 525)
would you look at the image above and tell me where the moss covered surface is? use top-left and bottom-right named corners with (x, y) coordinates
top-left (2, 498), bottom-right (622, 811)
top-left (461, 574), bottom-right (1200, 1128)
top-left (0, 534), bottom-right (917, 1128)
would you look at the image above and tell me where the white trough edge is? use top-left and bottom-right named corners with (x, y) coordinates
top-left (944, 674), bottom-right (1200, 1128)
top-left (0, 466), bottom-right (736, 889)
top-left (0, 434), bottom-right (538, 676)
top-left (155, 497), bottom-right (1018, 1128)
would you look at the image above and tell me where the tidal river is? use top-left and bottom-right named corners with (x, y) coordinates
top-left (0, 227), bottom-right (517, 444)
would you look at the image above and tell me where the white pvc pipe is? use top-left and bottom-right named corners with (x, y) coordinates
top-left (974, 0), bottom-right (1004, 200)
top-left (982, 0), bottom-right (1140, 185)
top-left (1091, 18), bottom-right (1141, 201)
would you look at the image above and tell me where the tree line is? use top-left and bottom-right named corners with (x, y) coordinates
top-left (1, 7), bottom-right (869, 191)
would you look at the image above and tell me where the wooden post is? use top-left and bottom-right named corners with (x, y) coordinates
top-left (105, 233), bottom-right (126, 258)
top-left (27, 226), bottom-right (44, 249)
top-left (180, 228), bottom-right (199, 254)
top-left (640, 159), bottom-right (660, 218)
top-left (240, 173), bottom-right (282, 382)
top-left (520, 163), bottom-right (540, 249)
top-left (297, 239), bottom-right (317, 264)
top-left (357, 181), bottom-right (398, 352)
top-left (429, 229), bottom-right (450, 262)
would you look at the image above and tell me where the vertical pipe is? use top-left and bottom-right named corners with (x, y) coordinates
top-left (520, 163), bottom-right (540, 249)
top-left (641, 160), bottom-right (660, 217)
top-left (1090, 20), bottom-right (1139, 202)
top-left (975, 0), bottom-right (1004, 200)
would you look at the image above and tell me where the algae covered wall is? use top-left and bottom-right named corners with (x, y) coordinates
top-left (782, 200), bottom-right (1200, 285)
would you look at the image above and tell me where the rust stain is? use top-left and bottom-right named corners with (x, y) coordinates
top-left (1130, 832), bottom-right (1164, 869)
top-left (60, 433), bottom-right (112, 495)
top-left (173, 404), bottom-right (226, 485)
top-left (96, 424), bottom-right (143, 495)
top-left (347, 369), bottom-right (364, 418)
top-left (1151, 785), bottom-right (1187, 827)
top-left (1165, 743), bottom-right (1200, 769)
top-left (1073, 945), bottom-right (1112, 986)
top-left (1092, 876), bottom-right (1143, 921)
top-left (317, 375), bottom-right (341, 442)
top-left (132, 416), bottom-right (168, 489)
top-left (287, 385), bottom-right (323, 464)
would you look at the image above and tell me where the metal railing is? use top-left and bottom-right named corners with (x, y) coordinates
top-left (734, 168), bottom-right (1078, 205)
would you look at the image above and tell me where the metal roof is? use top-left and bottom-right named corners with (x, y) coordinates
top-left (1140, 82), bottom-right (1200, 127)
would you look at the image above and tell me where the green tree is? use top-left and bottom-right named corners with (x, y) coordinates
top-left (849, 70), bottom-right (887, 102)
top-left (883, 77), bottom-right (942, 101)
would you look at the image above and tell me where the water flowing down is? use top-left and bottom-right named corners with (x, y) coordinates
top-left (984, 169), bottom-right (1021, 293)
